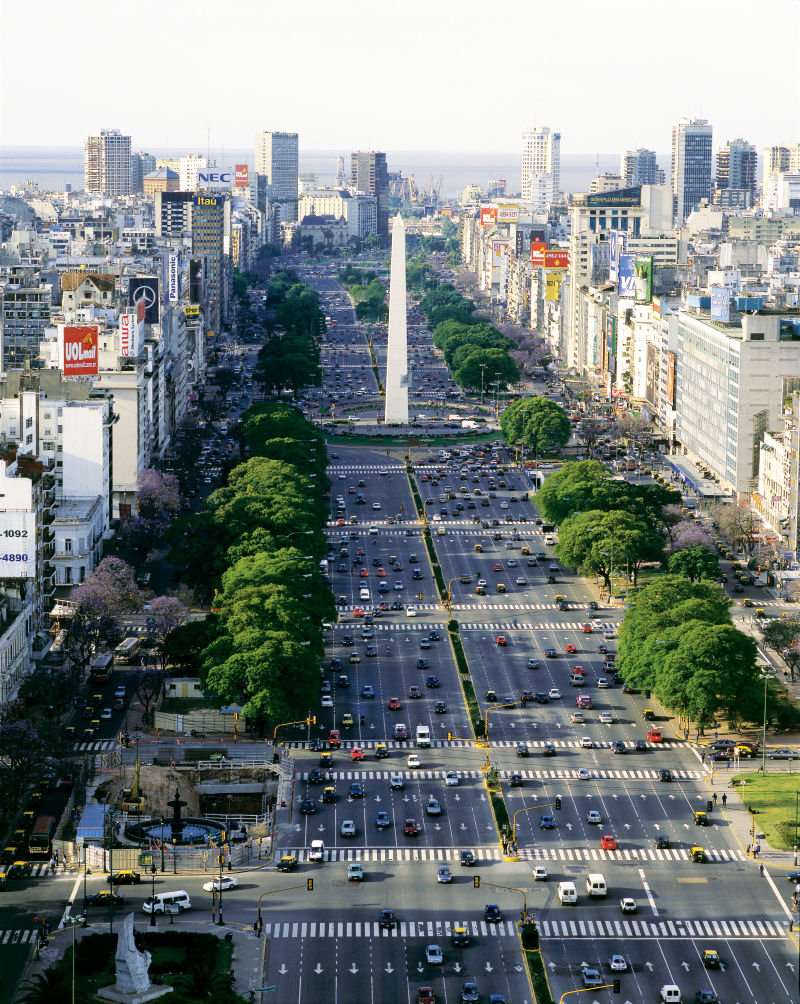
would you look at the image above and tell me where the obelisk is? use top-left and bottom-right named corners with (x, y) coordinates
top-left (384, 214), bottom-right (409, 425)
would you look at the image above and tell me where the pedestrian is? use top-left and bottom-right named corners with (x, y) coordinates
top-left (759, 863), bottom-right (764, 877)
top-left (722, 793), bottom-right (727, 807)
top-left (747, 844), bottom-right (751, 855)
top-left (713, 792), bottom-right (717, 805)
top-left (714, 731), bottom-right (719, 741)
top-left (53, 849), bottom-right (58, 866)
top-left (33, 914), bottom-right (38, 931)
top-left (49, 857), bottom-right (55, 873)
top-left (701, 751), bottom-right (706, 764)
top-left (755, 844), bottom-right (761, 858)
top-left (44, 919), bottom-right (51, 937)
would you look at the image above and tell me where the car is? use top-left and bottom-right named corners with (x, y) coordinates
top-left (347, 863), bottom-right (365, 882)
top-left (580, 736), bottom-right (594, 749)
top-left (340, 820), bottom-right (356, 838)
top-left (388, 696), bottom-right (401, 710)
top-left (578, 768), bottom-right (592, 779)
top-left (542, 741), bottom-right (556, 757)
top-left (571, 711), bottom-right (585, 724)
top-left (634, 739), bottom-right (648, 752)
top-left (350, 747), bottom-right (365, 762)
top-left (86, 891), bottom-right (124, 908)
top-left (484, 904), bottom-right (502, 922)
top-left (393, 581), bottom-right (404, 590)
top-left (406, 605), bottom-right (416, 617)
top-left (349, 782), bottom-right (364, 799)
top-left (609, 954), bottom-right (627, 972)
top-left (516, 742), bottom-right (529, 757)
top-left (695, 992), bottom-right (719, 1003)
top-left (597, 677), bottom-right (609, 688)
top-left (461, 983), bottom-right (479, 1003)
top-left (532, 865), bottom-right (548, 881)
top-left (426, 797), bottom-right (442, 816)
top-left (599, 712), bottom-right (613, 724)
top-left (460, 849), bottom-right (476, 866)
top-left (694, 811), bottom-right (709, 826)
top-left (407, 754), bottom-right (421, 768)
top-left (436, 865), bottom-right (452, 883)
top-left (527, 658), bottom-right (540, 670)
top-left (544, 647), bottom-right (557, 658)
top-left (496, 635), bottom-right (507, 646)
top-left (647, 729), bottom-right (663, 743)
top-left (107, 870), bottom-right (141, 885)
top-left (586, 810), bottom-right (602, 824)
top-left (768, 748), bottom-right (800, 760)
top-left (419, 638), bottom-right (431, 649)
top-left (548, 687), bottom-right (561, 699)
top-left (300, 798), bottom-right (317, 814)
top-left (426, 675), bottom-right (440, 688)
top-left (276, 855), bottom-right (298, 872)
top-left (539, 815), bottom-right (555, 830)
top-left (612, 741), bottom-right (626, 754)
top-left (408, 686), bottom-right (422, 698)
top-left (654, 834), bottom-right (670, 849)
top-left (319, 753), bottom-right (334, 769)
top-left (390, 773), bottom-right (404, 789)
top-left (100, 707), bottom-right (112, 720)
top-left (375, 743), bottom-right (389, 760)
top-left (658, 769), bottom-right (673, 782)
top-left (565, 643), bottom-right (577, 654)
top-left (582, 623), bottom-right (593, 634)
top-left (597, 643), bottom-right (608, 654)
top-left (509, 771), bottom-right (523, 787)
top-left (702, 948), bottom-right (720, 969)
top-left (619, 897), bottom-right (637, 913)
top-left (691, 846), bottom-right (708, 863)
top-left (417, 989), bottom-right (436, 1004)
top-left (581, 968), bottom-right (603, 988)
top-left (417, 658), bottom-right (429, 669)
top-left (600, 834), bottom-right (618, 850)
top-left (361, 685), bottom-right (375, 698)
top-left (434, 700), bottom-right (447, 714)
top-left (394, 723), bottom-right (408, 740)
top-left (445, 771), bottom-right (459, 786)
top-left (375, 811), bottom-right (391, 829)
top-left (379, 909), bottom-right (397, 929)
top-left (425, 944), bottom-right (444, 965)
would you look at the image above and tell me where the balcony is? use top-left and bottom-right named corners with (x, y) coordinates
top-left (41, 525), bottom-right (54, 543)
top-left (42, 510), bottom-right (55, 526)
top-left (41, 540), bottom-right (55, 561)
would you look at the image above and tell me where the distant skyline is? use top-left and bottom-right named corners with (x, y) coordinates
top-left (2, 0), bottom-right (799, 155)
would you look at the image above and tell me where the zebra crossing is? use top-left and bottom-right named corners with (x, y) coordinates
top-left (74, 739), bottom-right (119, 752)
top-left (537, 916), bottom-right (786, 940)
top-left (259, 917), bottom-right (520, 940)
top-left (335, 619), bottom-right (619, 632)
top-left (0, 930), bottom-right (40, 947)
top-left (283, 844), bottom-right (744, 865)
top-left (337, 603), bottom-right (573, 613)
top-left (327, 524), bottom-right (541, 536)
top-left (293, 736), bottom-right (682, 754)
top-left (295, 763), bottom-right (696, 781)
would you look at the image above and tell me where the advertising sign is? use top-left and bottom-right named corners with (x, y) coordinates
top-left (136, 299), bottom-right (146, 324)
top-left (544, 250), bottom-right (569, 270)
top-left (710, 286), bottom-right (731, 323)
top-left (119, 312), bottom-right (135, 357)
top-left (645, 343), bottom-right (659, 408)
top-left (666, 352), bottom-right (676, 407)
top-left (0, 511), bottom-right (36, 579)
top-left (127, 276), bottom-right (159, 324)
top-left (530, 241), bottom-right (547, 266)
top-left (515, 231), bottom-right (523, 257)
top-left (234, 164), bottom-right (249, 187)
top-left (579, 186), bottom-right (642, 208)
top-left (545, 272), bottom-right (565, 301)
top-left (193, 194), bottom-right (219, 208)
top-left (618, 253), bottom-right (636, 296)
top-left (491, 239), bottom-right (509, 267)
top-left (197, 169), bottom-right (233, 190)
top-left (634, 256), bottom-right (653, 302)
top-left (167, 253), bottom-right (181, 302)
top-left (480, 205), bottom-right (498, 227)
top-left (609, 230), bottom-right (623, 284)
top-left (496, 204), bottom-right (519, 223)
top-left (63, 325), bottom-right (98, 377)
top-left (184, 304), bottom-right (200, 318)
top-left (652, 296), bottom-right (662, 320)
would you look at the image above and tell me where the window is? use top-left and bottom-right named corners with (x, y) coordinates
top-left (25, 417), bottom-right (32, 429)
top-left (64, 567), bottom-right (72, 584)
top-left (64, 539), bottom-right (72, 554)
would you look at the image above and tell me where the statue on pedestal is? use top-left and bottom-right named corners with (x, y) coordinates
top-left (98, 913), bottom-right (173, 1003)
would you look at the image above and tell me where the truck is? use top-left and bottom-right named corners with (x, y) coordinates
top-left (461, 420), bottom-right (478, 430)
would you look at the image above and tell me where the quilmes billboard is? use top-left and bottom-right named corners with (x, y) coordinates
top-left (634, 256), bottom-right (653, 302)
top-left (63, 325), bottom-right (98, 376)
top-left (480, 205), bottom-right (498, 227)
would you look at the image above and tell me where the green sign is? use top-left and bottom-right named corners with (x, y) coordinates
top-left (138, 852), bottom-right (153, 866)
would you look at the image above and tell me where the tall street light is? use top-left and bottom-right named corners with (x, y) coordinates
top-left (760, 670), bottom-right (774, 773)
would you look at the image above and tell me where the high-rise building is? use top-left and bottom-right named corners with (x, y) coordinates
top-left (83, 129), bottom-right (132, 197)
top-left (0, 272), bottom-right (53, 370)
top-left (335, 156), bottom-right (347, 188)
top-left (521, 128), bottom-right (560, 208)
top-left (351, 152), bottom-right (389, 237)
top-left (762, 144), bottom-right (800, 194)
top-left (255, 132), bottom-right (299, 223)
top-left (671, 118), bottom-right (713, 225)
top-left (621, 149), bottom-right (663, 187)
top-left (131, 152), bottom-right (156, 193)
top-left (191, 193), bottom-right (231, 337)
top-left (179, 155), bottom-right (208, 193)
top-left (716, 139), bottom-right (757, 195)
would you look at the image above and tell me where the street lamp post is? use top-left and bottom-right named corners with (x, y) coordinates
top-left (480, 364), bottom-right (487, 404)
top-left (760, 670), bottom-right (774, 772)
top-left (150, 864), bottom-right (157, 927)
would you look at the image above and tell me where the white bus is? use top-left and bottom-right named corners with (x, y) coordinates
top-left (114, 637), bottom-right (141, 664)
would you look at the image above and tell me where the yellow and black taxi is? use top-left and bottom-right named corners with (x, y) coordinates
top-left (6, 860), bottom-right (31, 880)
top-left (85, 890), bottom-right (124, 908)
top-left (107, 870), bottom-right (141, 885)
top-left (691, 846), bottom-right (708, 863)
top-left (276, 855), bottom-right (298, 872)
top-left (702, 948), bottom-right (720, 969)
top-left (694, 811), bottom-right (709, 826)
top-left (375, 743), bottom-right (389, 759)
top-left (0, 846), bottom-right (17, 866)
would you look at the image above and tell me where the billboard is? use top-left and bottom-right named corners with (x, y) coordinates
top-left (167, 253), bottom-right (181, 303)
top-left (710, 286), bottom-right (731, 323)
top-left (545, 272), bottom-right (566, 301)
top-left (127, 276), bottom-right (159, 324)
top-left (666, 352), bottom-right (676, 408)
top-left (618, 253), bottom-right (636, 296)
top-left (491, 239), bottom-right (510, 267)
top-left (609, 230), bottom-right (623, 284)
top-left (634, 256), bottom-right (653, 302)
top-left (530, 241), bottom-right (547, 266)
top-left (184, 304), bottom-right (200, 318)
top-left (119, 312), bottom-right (136, 357)
top-left (645, 343), bottom-right (659, 409)
top-left (544, 250), bottom-right (569, 270)
top-left (197, 168), bottom-right (233, 190)
top-left (193, 194), bottom-right (219, 208)
top-left (496, 204), bottom-right (519, 223)
top-left (515, 231), bottom-right (523, 257)
top-left (63, 325), bottom-right (98, 377)
top-left (0, 511), bottom-right (36, 579)
top-left (480, 205), bottom-right (498, 227)
top-left (652, 295), bottom-right (662, 320)
top-left (234, 164), bottom-right (249, 187)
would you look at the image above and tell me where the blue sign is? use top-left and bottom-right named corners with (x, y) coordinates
top-left (710, 286), bottom-right (731, 323)
top-left (618, 253), bottom-right (636, 297)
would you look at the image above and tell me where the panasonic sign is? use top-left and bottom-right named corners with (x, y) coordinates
top-left (197, 169), bottom-right (233, 190)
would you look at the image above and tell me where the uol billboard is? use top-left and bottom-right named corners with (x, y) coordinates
top-left (63, 325), bottom-right (98, 376)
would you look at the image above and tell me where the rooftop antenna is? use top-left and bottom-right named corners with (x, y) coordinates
top-left (207, 128), bottom-right (211, 165)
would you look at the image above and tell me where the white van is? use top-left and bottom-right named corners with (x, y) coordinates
top-left (318, 559), bottom-right (329, 574)
top-left (415, 725), bottom-right (431, 748)
top-left (359, 587), bottom-right (370, 600)
top-left (143, 890), bottom-right (191, 914)
top-left (557, 881), bottom-right (577, 904)
top-left (586, 873), bottom-right (607, 896)
top-left (308, 840), bottom-right (325, 862)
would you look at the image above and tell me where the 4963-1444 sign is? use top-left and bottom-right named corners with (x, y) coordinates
top-left (0, 512), bottom-right (36, 578)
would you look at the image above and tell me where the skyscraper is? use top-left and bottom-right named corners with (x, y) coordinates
top-left (191, 192), bottom-right (231, 337)
top-left (131, 152), bottom-right (156, 193)
top-left (255, 132), bottom-right (299, 222)
top-left (351, 152), bottom-right (389, 237)
top-left (83, 129), bottom-right (132, 196)
top-left (621, 149), bottom-right (662, 187)
top-left (521, 127), bottom-right (560, 209)
top-left (716, 139), bottom-right (757, 195)
top-left (671, 118), bottom-right (713, 225)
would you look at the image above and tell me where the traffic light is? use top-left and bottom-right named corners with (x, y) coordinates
top-left (613, 979), bottom-right (620, 993)
top-left (473, 875), bottom-right (480, 888)
top-left (447, 732), bottom-right (453, 742)
top-left (707, 800), bottom-right (713, 812)
top-left (312, 716), bottom-right (316, 726)
top-left (555, 795), bottom-right (562, 810)
top-left (307, 878), bottom-right (314, 891)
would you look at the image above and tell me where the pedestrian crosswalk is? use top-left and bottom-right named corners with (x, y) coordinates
top-left (296, 766), bottom-right (697, 781)
top-left (334, 617), bottom-right (620, 631)
top-left (337, 603), bottom-right (582, 613)
top-left (73, 739), bottom-right (119, 752)
top-left (260, 918), bottom-right (520, 940)
top-left (283, 844), bottom-right (744, 865)
top-left (0, 929), bottom-right (39, 946)
top-left (293, 737), bottom-right (682, 753)
top-left (537, 916), bottom-right (786, 939)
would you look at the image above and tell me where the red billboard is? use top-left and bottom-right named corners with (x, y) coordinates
top-left (63, 326), bottom-right (98, 376)
top-left (530, 241), bottom-right (547, 266)
top-left (235, 165), bottom-right (249, 187)
top-left (480, 205), bottom-right (498, 227)
top-left (544, 250), bottom-right (570, 270)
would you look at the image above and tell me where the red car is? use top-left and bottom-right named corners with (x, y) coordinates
top-left (352, 607), bottom-right (364, 617)
top-left (328, 730), bottom-right (341, 748)
top-left (493, 562), bottom-right (503, 571)
top-left (600, 834), bottom-right (618, 850)
top-left (565, 643), bottom-right (577, 654)
top-left (647, 729), bottom-right (662, 743)
top-left (350, 747), bottom-right (364, 761)
top-left (377, 568), bottom-right (386, 577)
top-left (417, 989), bottom-right (436, 1004)
top-left (388, 697), bottom-right (401, 710)
top-left (496, 635), bottom-right (508, 646)
top-left (408, 686), bottom-right (422, 698)
top-left (404, 818), bottom-right (420, 836)
top-left (582, 623), bottom-right (593, 633)
top-left (359, 569), bottom-right (369, 577)
top-left (571, 665), bottom-right (585, 676)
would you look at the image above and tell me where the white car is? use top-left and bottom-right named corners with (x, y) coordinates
top-left (320, 695), bottom-right (333, 708)
top-left (571, 711), bottom-right (585, 724)
top-left (599, 712), bottom-right (613, 724)
top-left (609, 954), bottom-right (627, 972)
top-left (578, 768), bottom-right (592, 780)
top-left (580, 736), bottom-right (594, 748)
top-left (372, 502), bottom-right (382, 510)
top-left (532, 865), bottom-right (548, 881)
top-left (586, 810), bottom-right (602, 824)
top-left (202, 875), bottom-right (239, 892)
top-left (340, 820), bottom-right (356, 837)
top-left (436, 866), bottom-right (452, 884)
top-left (597, 677), bottom-right (609, 688)
top-left (620, 898), bottom-right (637, 913)
top-left (406, 606), bottom-right (417, 617)
top-left (347, 863), bottom-right (364, 882)
top-left (445, 771), bottom-right (459, 786)
top-left (390, 773), bottom-right (404, 789)
top-left (548, 688), bottom-right (561, 699)
top-left (407, 753), bottom-right (421, 768)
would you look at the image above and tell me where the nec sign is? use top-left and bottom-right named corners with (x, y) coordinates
top-left (197, 170), bottom-right (232, 189)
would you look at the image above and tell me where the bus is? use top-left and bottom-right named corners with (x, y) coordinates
top-left (114, 637), bottom-right (141, 665)
top-left (89, 651), bottom-right (114, 683)
top-left (28, 815), bottom-right (55, 856)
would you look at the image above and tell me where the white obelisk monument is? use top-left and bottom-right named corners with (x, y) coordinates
top-left (384, 214), bottom-right (409, 425)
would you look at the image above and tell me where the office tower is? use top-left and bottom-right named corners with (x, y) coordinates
top-left (671, 118), bottom-right (713, 225)
top-left (762, 144), bottom-right (800, 193)
top-left (131, 152), bottom-right (156, 193)
top-left (384, 215), bottom-right (408, 425)
top-left (621, 149), bottom-right (661, 187)
top-left (191, 192), bottom-right (231, 336)
top-left (154, 190), bottom-right (194, 237)
top-left (179, 155), bottom-right (208, 192)
top-left (0, 275), bottom-right (53, 370)
top-left (716, 139), bottom-right (757, 194)
top-left (351, 152), bottom-right (389, 238)
top-left (255, 131), bottom-right (299, 222)
top-left (521, 127), bottom-right (560, 207)
top-left (83, 129), bottom-right (132, 196)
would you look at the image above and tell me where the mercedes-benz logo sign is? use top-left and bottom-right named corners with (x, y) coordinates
top-left (132, 284), bottom-right (157, 309)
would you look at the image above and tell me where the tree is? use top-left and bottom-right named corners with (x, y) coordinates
top-left (499, 397), bottom-right (571, 457)
top-left (554, 509), bottom-right (664, 591)
top-left (19, 968), bottom-right (72, 1004)
top-left (137, 469), bottom-right (180, 518)
top-left (144, 596), bottom-right (189, 670)
top-left (661, 504), bottom-right (687, 549)
top-left (534, 460), bottom-right (610, 525)
top-left (84, 556), bottom-right (144, 613)
top-left (65, 585), bottom-right (122, 671)
top-left (761, 618), bottom-right (800, 682)
top-left (454, 348), bottom-right (519, 391)
top-left (666, 546), bottom-right (721, 582)
top-left (134, 668), bottom-right (168, 725)
top-left (671, 521), bottom-right (715, 552)
top-left (161, 616), bottom-right (223, 675)
top-left (713, 504), bottom-right (761, 556)
top-left (0, 722), bottom-right (53, 817)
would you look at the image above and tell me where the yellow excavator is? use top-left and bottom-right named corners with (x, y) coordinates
top-left (121, 757), bottom-right (144, 812)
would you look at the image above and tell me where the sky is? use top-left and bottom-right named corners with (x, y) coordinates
top-left (2, 0), bottom-right (799, 156)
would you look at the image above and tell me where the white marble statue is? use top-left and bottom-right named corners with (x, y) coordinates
top-left (115, 913), bottom-right (152, 994)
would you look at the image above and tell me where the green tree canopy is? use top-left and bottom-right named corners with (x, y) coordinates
top-left (454, 348), bottom-right (520, 390)
top-left (666, 546), bottom-right (721, 582)
top-left (554, 509), bottom-right (664, 590)
top-left (499, 397), bottom-right (571, 456)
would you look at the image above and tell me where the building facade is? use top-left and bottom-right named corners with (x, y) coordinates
top-left (350, 152), bottom-right (389, 238)
top-left (671, 118), bottom-right (713, 225)
top-left (255, 132), bottom-right (299, 223)
top-left (521, 128), bottom-right (560, 206)
top-left (83, 129), bottom-right (132, 197)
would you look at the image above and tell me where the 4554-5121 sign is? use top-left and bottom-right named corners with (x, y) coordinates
top-left (0, 513), bottom-right (35, 578)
